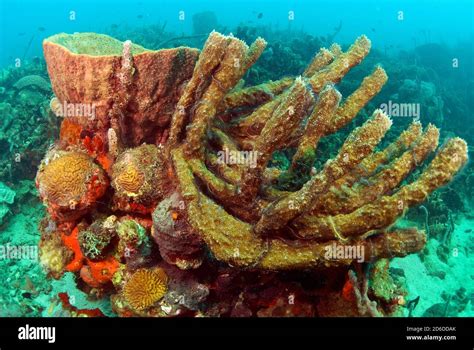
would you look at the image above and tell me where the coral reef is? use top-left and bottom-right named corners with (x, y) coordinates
top-left (116, 218), bottom-right (151, 263)
top-left (39, 227), bottom-right (72, 279)
top-left (0, 59), bottom-right (58, 186)
top-left (35, 30), bottom-right (468, 317)
top-left (234, 24), bottom-right (326, 85)
top-left (152, 191), bottom-right (205, 269)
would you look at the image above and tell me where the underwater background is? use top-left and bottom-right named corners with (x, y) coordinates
top-left (0, 0), bottom-right (472, 317)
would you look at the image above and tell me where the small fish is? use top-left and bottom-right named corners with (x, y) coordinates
top-left (137, 14), bottom-right (143, 19)
top-left (18, 32), bottom-right (26, 36)
top-left (406, 296), bottom-right (420, 317)
top-left (38, 27), bottom-right (45, 32)
top-left (257, 13), bottom-right (263, 19)
top-left (23, 275), bottom-right (36, 293)
top-left (371, 27), bottom-right (376, 32)
top-left (111, 24), bottom-right (118, 30)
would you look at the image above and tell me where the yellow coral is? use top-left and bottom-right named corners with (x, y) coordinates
top-left (111, 145), bottom-right (168, 208)
top-left (39, 233), bottom-right (71, 278)
top-left (123, 268), bottom-right (168, 311)
top-left (37, 151), bottom-right (103, 207)
top-left (113, 164), bottom-right (144, 196)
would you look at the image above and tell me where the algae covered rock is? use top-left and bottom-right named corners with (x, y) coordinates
top-left (0, 182), bottom-right (15, 204)
top-left (0, 182), bottom-right (16, 226)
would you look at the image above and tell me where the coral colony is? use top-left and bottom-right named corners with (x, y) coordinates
top-left (35, 31), bottom-right (467, 317)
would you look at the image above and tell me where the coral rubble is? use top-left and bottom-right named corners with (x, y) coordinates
top-left (36, 31), bottom-right (468, 317)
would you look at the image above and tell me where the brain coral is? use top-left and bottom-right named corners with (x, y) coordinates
top-left (113, 163), bottom-right (145, 196)
top-left (123, 268), bottom-right (168, 311)
top-left (111, 145), bottom-right (169, 209)
top-left (36, 151), bottom-right (108, 220)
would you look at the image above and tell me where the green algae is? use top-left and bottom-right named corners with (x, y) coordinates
top-left (117, 219), bottom-right (146, 245)
top-left (45, 32), bottom-right (149, 56)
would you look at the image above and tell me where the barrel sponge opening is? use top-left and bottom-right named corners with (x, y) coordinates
top-left (44, 32), bottom-right (148, 56)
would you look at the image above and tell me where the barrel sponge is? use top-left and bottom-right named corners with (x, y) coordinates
top-left (123, 268), bottom-right (168, 311)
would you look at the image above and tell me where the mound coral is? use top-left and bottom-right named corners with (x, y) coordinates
top-left (37, 30), bottom-right (468, 316)
top-left (123, 268), bottom-right (168, 311)
top-left (13, 75), bottom-right (51, 92)
top-left (152, 191), bottom-right (205, 269)
top-left (111, 145), bottom-right (169, 212)
top-left (36, 151), bottom-right (108, 221)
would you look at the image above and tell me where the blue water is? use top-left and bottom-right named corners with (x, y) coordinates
top-left (1, 0), bottom-right (473, 67)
